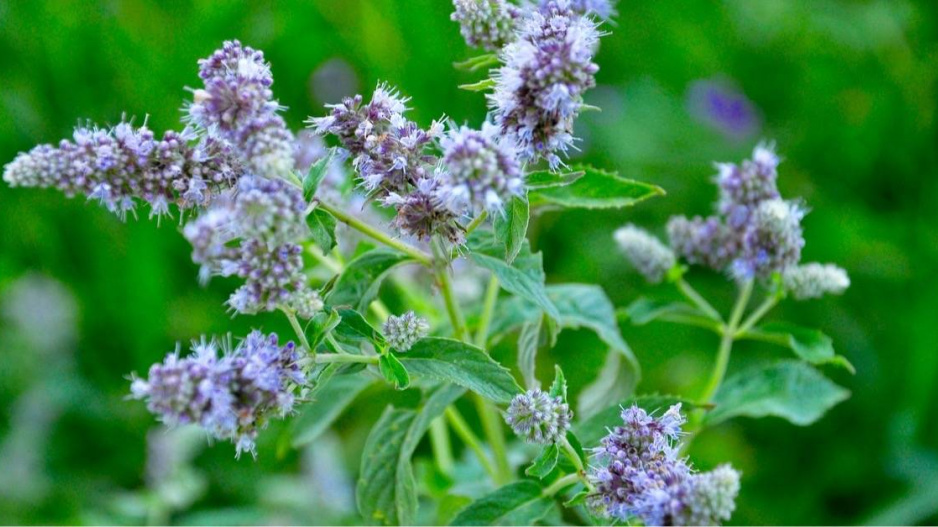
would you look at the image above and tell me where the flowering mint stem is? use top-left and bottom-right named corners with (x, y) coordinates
top-left (314, 353), bottom-right (379, 365)
top-left (560, 435), bottom-right (595, 491)
top-left (475, 274), bottom-right (500, 347)
top-left (445, 406), bottom-right (500, 482)
top-left (698, 280), bottom-right (753, 404)
top-left (429, 417), bottom-right (455, 477)
top-left (316, 200), bottom-right (433, 266)
top-left (283, 309), bottom-right (314, 356)
top-left (542, 472), bottom-right (582, 497)
top-left (432, 238), bottom-right (469, 341)
top-left (676, 278), bottom-right (723, 321)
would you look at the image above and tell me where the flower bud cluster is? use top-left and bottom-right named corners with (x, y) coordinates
top-left (2, 121), bottom-right (242, 219)
top-left (656, 143), bottom-right (811, 281)
top-left (439, 122), bottom-right (524, 214)
top-left (589, 404), bottom-right (741, 526)
top-left (489, 0), bottom-right (601, 168)
top-left (130, 331), bottom-right (305, 457)
top-left (505, 388), bottom-right (572, 444)
top-left (540, 0), bottom-right (617, 19)
top-left (782, 263), bottom-right (850, 300)
top-left (188, 40), bottom-right (295, 179)
top-left (451, 0), bottom-right (521, 51)
top-left (614, 224), bottom-right (676, 283)
top-left (183, 176), bottom-right (321, 318)
top-left (382, 311), bottom-right (430, 352)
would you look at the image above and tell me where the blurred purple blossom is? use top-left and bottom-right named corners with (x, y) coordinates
top-left (687, 78), bottom-right (760, 139)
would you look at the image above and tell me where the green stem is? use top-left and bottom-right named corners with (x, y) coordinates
top-left (475, 274), bottom-right (500, 348)
top-left (283, 310), bottom-right (313, 355)
top-left (433, 238), bottom-right (469, 341)
top-left (560, 436), bottom-right (595, 492)
top-left (465, 210), bottom-right (488, 236)
top-left (698, 280), bottom-right (753, 404)
top-left (429, 417), bottom-right (455, 477)
top-left (676, 278), bottom-right (723, 322)
top-left (474, 395), bottom-right (512, 484)
top-left (445, 407), bottom-right (499, 482)
top-left (542, 473), bottom-right (582, 497)
top-left (315, 353), bottom-right (379, 365)
top-left (736, 295), bottom-right (780, 336)
top-left (317, 200), bottom-right (432, 266)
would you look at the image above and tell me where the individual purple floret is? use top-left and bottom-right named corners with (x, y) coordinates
top-left (540, 0), bottom-right (617, 19)
top-left (688, 79), bottom-right (760, 139)
top-left (189, 40), bottom-right (295, 179)
top-left (589, 404), bottom-right (741, 526)
top-left (2, 121), bottom-right (242, 219)
top-left (439, 122), bottom-right (524, 214)
top-left (733, 199), bottom-right (805, 279)
top-left (490, 0), bottom-right (601, 168)
top-left (130, 330), bottom-right (306, 457)
top-left (505, 388), bottom-right (572, 444)
top-left (451, 0), bottom-right (521, 51)
top-left (667, 215), bottom-right (740, 271)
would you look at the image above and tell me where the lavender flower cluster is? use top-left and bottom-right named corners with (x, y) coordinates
top-left (188, 40), bottom-right (295, 179)
top-left (130, 331), bottom-right (305, 457)
top-left (383, 311), bottom-right (430, 352)
top-left (589, 404), bottom-right (741, 526)
top-left (617, 144), bottom-right (849, 297)
top-left (505, 388), bottom-right (572, 444)
top-left (489, 0), bottom-right (601, 168)
top-left (2, 121), bottom-right (242, 219)
top-left (451, 0), bottom-right (520, 52)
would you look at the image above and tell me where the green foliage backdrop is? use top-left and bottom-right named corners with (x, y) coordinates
top-left (0, 0), bottom-right (936, 524)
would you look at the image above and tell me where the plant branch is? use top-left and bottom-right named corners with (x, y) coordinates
top-left (445, 407), bottom-right (499, 482)
top-left (675, 278), bottom-right (723, 322)
top-left (465, 210), bottom-right (488, 236)
top-left (316, 200), bottom-right (432, 266)
top-left (698, 279), bottom-right (752, 404)
top-left (542, 473), bottom-right (582, 497)
top-left (429, 417), bottom-right (455, 477)
top-left (736, 294), bottom-right (780, 336)
top-left (475, 274), bottom-right (500, 348)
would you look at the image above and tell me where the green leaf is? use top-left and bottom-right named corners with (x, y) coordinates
top-left (450, 481), bottom-right (554, 526)
top-left (398, 337), bottom-right (522, 404)
top-left (468, 231), bottom-right (560, 323)
top-left (358, 385), bottom-right (465, 525)
top-left (307, 309), bottom-right (341, 349)
top-left (492, 195), bottom-right (530, 264)
top-left (517, 317), bottom-right (542, 389)
top-left (741, 322), bottom-right (855, 373)
top-left (307, 207), bottom-right (338, 252)
top-left (576, 394), bottom-right (700, 447)
top-left (333, 307), bottom-right (386, 348)
top-left (291, 368), bottom-right (372, 448)
top-left (303, 148), bottom-right (336, 201)
top-left (525, 444), bottom-right (559, 479)
top-left (548, 365), bottom-right (566, 400)
top-left (623, 297), bottom-right (722, 332)
top-left (564, 491), bottom-right (589, 507)
top-left (525, 169), bottom-right (585, 190)
top-left (529, 164), bottom-right (664, 210)
top-left (453, 53), bottom-right (499, 72)
top-left (458, 78), bottom-right (496, 91)
top-left (326, 249), bottom-right (412, 311)
top-left (706, 360), bottom-right (850, 427)
top-left (379, 353), bottom-right (411, 390)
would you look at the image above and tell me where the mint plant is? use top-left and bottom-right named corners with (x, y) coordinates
top-left (2, 0), bottom-right (852, 525)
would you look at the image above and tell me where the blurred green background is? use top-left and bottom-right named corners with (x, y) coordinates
top-left (1, 0), bottom-right (937, 524)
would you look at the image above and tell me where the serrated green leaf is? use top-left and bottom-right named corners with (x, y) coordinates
top-left (549, 365), bottom-right (566, 400)
top-left (291, 369), bottom-right (372, 448)
top-left (623, 297), bottom-right (721, 332)
top-left (303, 148), bottom-right (336, 201)
top-left (398, 337), bottom-right (522, 403)
top-left (492, 195), bottom-right (529, 263)
top-left (333, 307), bottom-right (385, 348)
top-left (450, 481), bottom-right (554, 526)
top-left (307, 207), bottom-right (338, 252)
top-left (740, 322), bottom-right (855, 373)
top-left (458, 78), bottom-right (496, 91)
top-left (517, 317), bottom-right (542, 389)
top-left (529, 164), bottom-right (664, 209)
top-left (706, 360), bottom-right (850, 427)
top-left (307, 309), bottom-right (341, 349)
top-left (358, 385), bottom-right (465, 525)
top-left (525, 444), bottom-right (559, 479)
top-left (525, 170), bottom-right (585, 190)
top-left (379, 353), bottom-right (411, 390)
top-left (453, 53), bottom-right (499, 71)
top-left (468, 230), bottom-right (560, 323)
top-left (576, 395), bottom-right (700, 447)
top-left (326, 249), bottom-right (412, 311)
